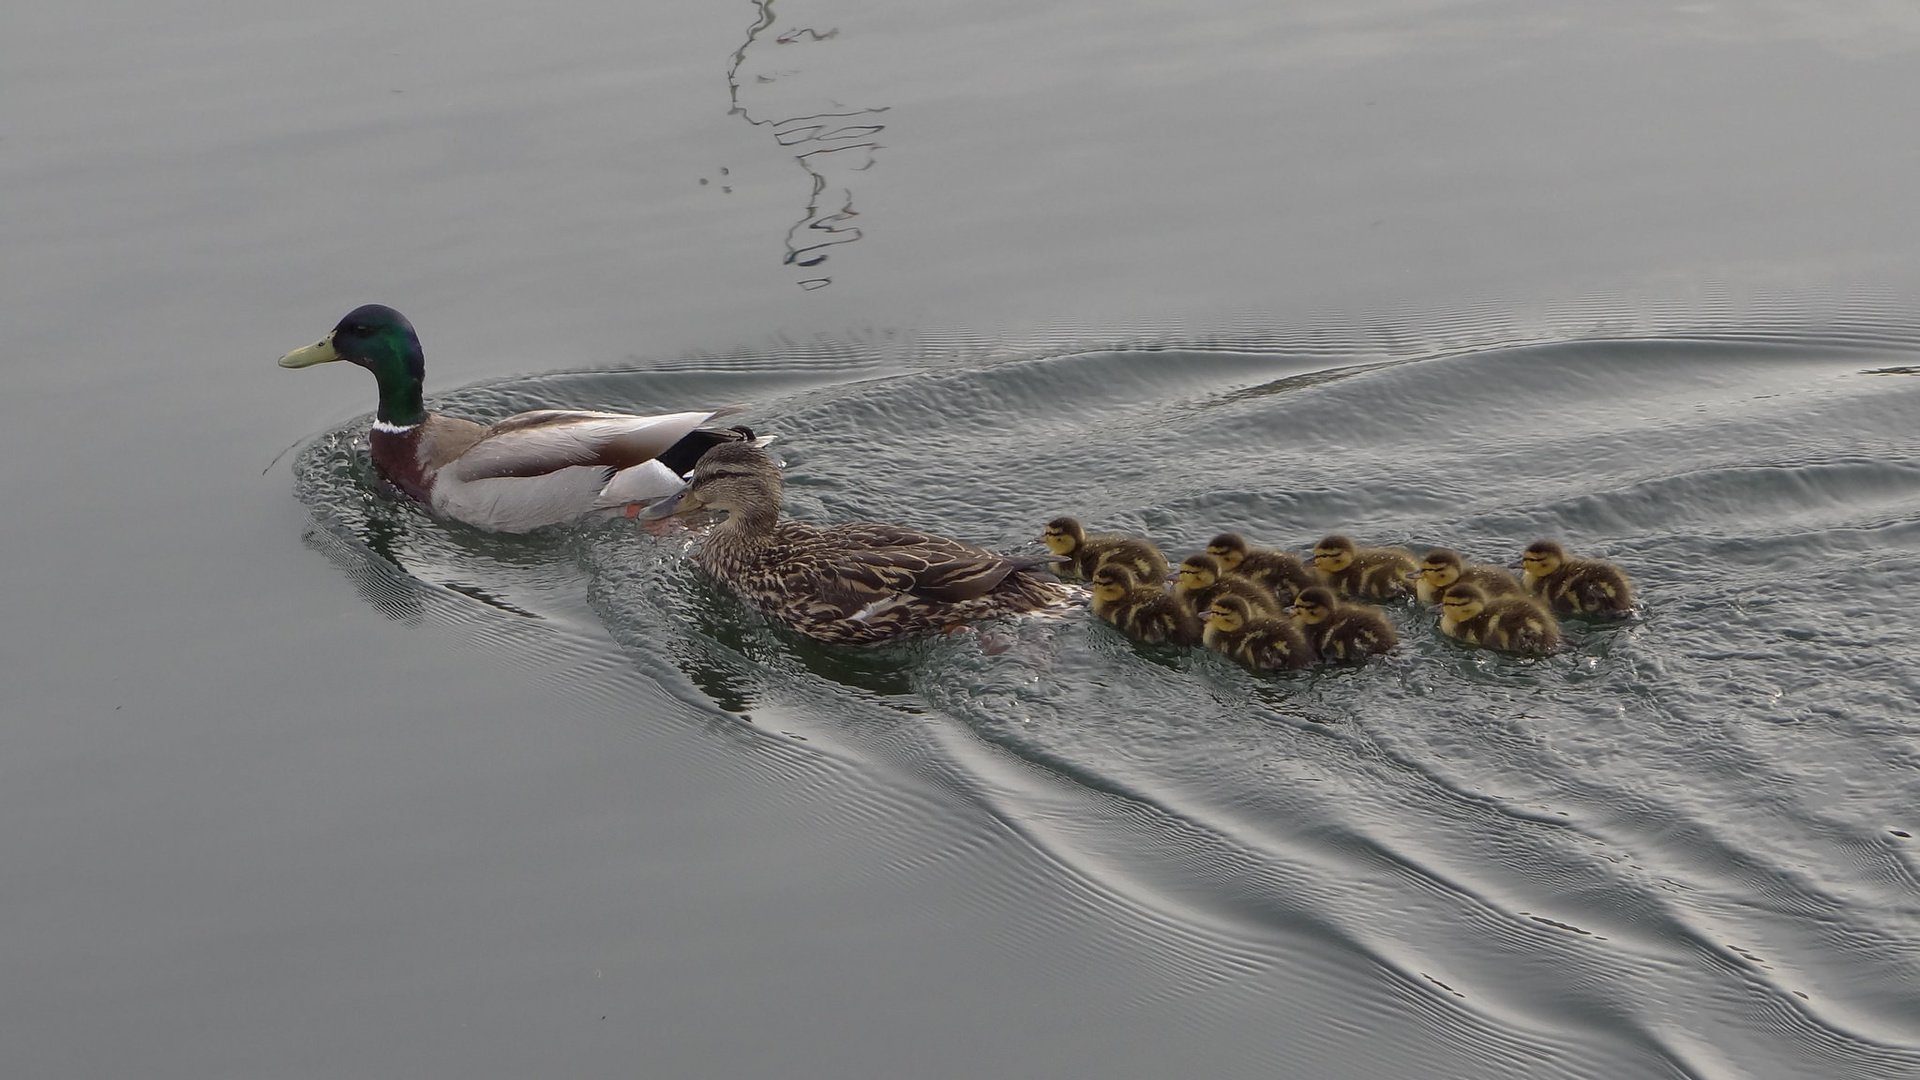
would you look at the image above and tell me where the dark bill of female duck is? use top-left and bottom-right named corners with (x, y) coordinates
top-left (277, 304), bottom-right (758, 532)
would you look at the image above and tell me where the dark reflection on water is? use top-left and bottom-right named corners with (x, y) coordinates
top-left (727, 0), bottom-right (888, 288)
top-left (293, 306), bottom-right (1920, 1079)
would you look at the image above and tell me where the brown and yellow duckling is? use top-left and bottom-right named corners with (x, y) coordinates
top-left (1205, 532), bottom-right (1316, 604)
top-left (1174, 553), bottom-right (1286, 625)
top-left (1519, 540), bottom-right (1635, 618)
top-left (640, 443), bottom-right (1072, 645)
top-left (1203, 592), bottom-right (1315, 671)
top-left (1412, 547), bottom-right (1526, 605)
top-left (1288, 585), bottom-right (1398, 662)
top-left (1090, 563), bottom-right (1201, 647)
top-left (1041, 517), bottom-right (1170, 583)
top-left (1311, 534), bottom-right (1418, 601)
top-left (1438, 584), bottom-right (1560, 655)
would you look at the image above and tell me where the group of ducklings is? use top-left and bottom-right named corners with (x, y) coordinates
top-left (1042, 518), bottom-right (1634, 671)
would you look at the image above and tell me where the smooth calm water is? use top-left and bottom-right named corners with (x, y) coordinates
top-left (6, 2), bottom-right (1920, 1078)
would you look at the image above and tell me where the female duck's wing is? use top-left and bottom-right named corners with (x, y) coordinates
top-left (829, 525), bottom-right (1057, 603)
top-left (448, 410), bottom-right (728, 482)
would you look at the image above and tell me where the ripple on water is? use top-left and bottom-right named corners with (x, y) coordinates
top-left (291, 307), bottom-right (1920, 1078)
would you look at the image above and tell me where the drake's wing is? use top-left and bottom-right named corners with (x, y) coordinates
top-left (450, 410), bottom-right (723, 481)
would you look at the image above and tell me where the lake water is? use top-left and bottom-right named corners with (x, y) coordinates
top-left (4, 2), bottom-right (1918, 1077)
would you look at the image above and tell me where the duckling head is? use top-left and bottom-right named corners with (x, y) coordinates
top-left (1176, 553), bottom-right (1224, 594)
top-left (1312, 534), bottom-right (1357, 574)
top-left (1205, 532), bottom-right (1251, 571)
top-left (1290, 585), bottom-right (1337, 625)
top-left (1042, 517), bottom-right (1086, 557)
top-left (1520, 540), bottom-right (1567, 579)
top-left (1090, 563), bottom-right (1139, 605)
top-left (1418, 548), bottom-right (1465, 589)
top-left (1441, 583), bottom-right (1487, 622)
top-left (1206, 591), bottom-right (1254, 633)
top-left (638, 440), bottom-right (781, 522)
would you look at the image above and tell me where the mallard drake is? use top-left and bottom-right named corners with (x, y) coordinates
top-left (1041, 517), bottom-right (1170, 582)
top-left (1413, 547), bottom-right (1526, 605)
top-left (1439, 584), bottom-right (1560, 654)
top-left (639, 442), bottom-right (1072, 644)
top-left (1090, 563), bottom-right (1201, 647)
top-left (1173, 553), bottom-right (1285, 624)
top-left (1203, 592), bottom-right (1315, 670)
top-left (1311, 534), bottom-right (1417, 600)
top-left (1205, 532), bottom-right (1316, 604)
top-left (1519, 540), bottom-right (1635, 618)
top-left (1288, 585), bottom-right (1397, 662)
top-left (279, 304), bottom-right (754, 532)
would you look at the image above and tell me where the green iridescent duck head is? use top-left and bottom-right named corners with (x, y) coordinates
top-left (279, 304), bottom-right (427, 426)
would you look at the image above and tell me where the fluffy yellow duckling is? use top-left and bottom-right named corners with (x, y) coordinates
top-left (1519, 540), bottom-right (1635, 618)
top-left (1090, 563), bottom-right (1201, 647)
top-left (1438, 584), bottom-right (1560, 654)
top-left (1288, 585), bottom-right (1397, 662)
top-left (1041, 517), bottom-right (1170, 582)
top-left (1174, 553), bottom-right (1286, 625)
top-left (1205, 532), bottom-right (1316, 604)
top-left (1203, 592), bottom-right (1315, 670)
top-left (1413, 547), bottom-right (1526, 605)
top-left (1311, 534), bottom-right (1418, 600)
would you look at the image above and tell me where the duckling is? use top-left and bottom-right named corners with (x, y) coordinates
top-left (1439, 584), bottom-right (1560, 654)
top-left (1173, 553), bottom-right (1286, 625)
top-left (1203, 592), bottom-right (1315, 670)
top-left (1288, 585), bottom-right (1398, 662)
top-left (1205, 532), bottom-right (1316, 604)
top-left (1413, 547), bottom-right (1526, 605)
top-left (1311, 534), bottom-right (1417, 601)
top-left (1519, 540), bottom-right (1635, 618)
top-left (1090, 564), bottom-right (1201, 647)
top-left (1041, 517), bottom-right (1170, 582)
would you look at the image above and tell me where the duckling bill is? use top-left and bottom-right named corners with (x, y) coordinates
top-left (641, 442), bottom-right (1071, 645)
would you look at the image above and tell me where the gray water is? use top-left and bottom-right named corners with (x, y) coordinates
top-left (5, 2), bottom-right (1919, 1078)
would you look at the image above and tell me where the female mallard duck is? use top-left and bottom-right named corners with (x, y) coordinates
top-left (1041, 517), bottom-right (1170, 582)
top-left (1173, 553), bottom-right (1286, 624)
top-left (1412, 547), bottom-right (1525, 605)
top-left (1439, 584), bottom-right (1560, 654)
top-left (1090, 563), bottom-right (1201, 647)
top-left (639, 442), bottom-right (1072, 644)
top-left (1518, 540), bottom-right (1635, 618)
top-left (1205, 532), bottom-right (1316, 604)
top-left (1311, 535), bottom-right (1417, 600)
top-left (1203, 592), bottom-right (1315, 670)
top-left (1288, 586), bottom-right (1397, 662)
top-left (279, 304), bottom-right (754, 532)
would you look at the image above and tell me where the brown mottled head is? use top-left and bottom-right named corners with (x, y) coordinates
top-left (638, 440), bottom-right (780, 522)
